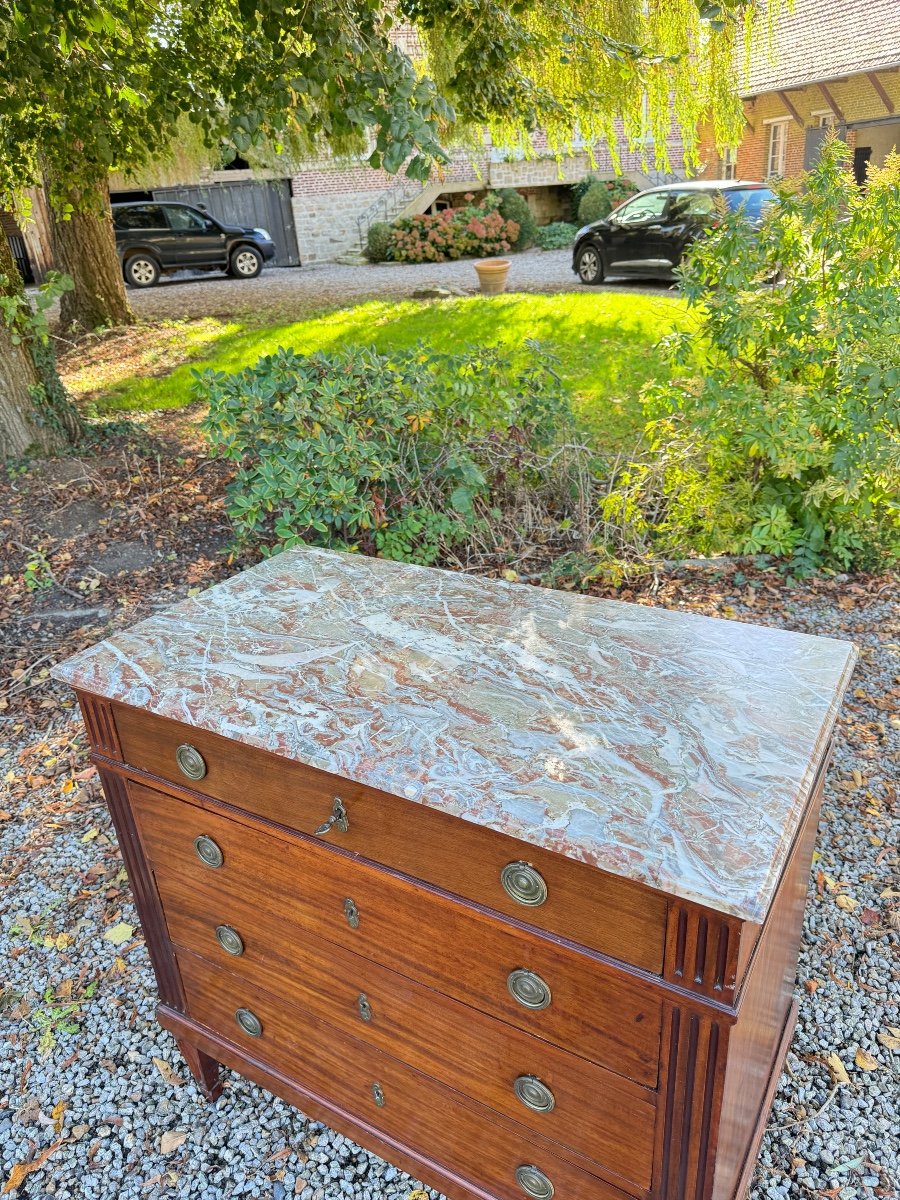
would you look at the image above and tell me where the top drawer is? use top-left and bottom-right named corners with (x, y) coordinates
top-left (111, 701), bottom-right (666, 974)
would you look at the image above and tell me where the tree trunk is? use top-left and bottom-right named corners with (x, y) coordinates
top-left (47, 171), bottom-right (135, 331)
top-left (0, 230), bottom-right (80, 457)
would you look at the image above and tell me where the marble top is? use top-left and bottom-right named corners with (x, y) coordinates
top-left (52, 547), bottom-right (856, 922)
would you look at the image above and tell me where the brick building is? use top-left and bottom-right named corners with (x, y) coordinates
top-left (701, 0), bottom-right (900, 183)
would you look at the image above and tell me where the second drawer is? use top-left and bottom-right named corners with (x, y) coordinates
top-left (130, 780), bottom-right (662, 1087)
top-left (159, 869), bottom-right (656, 1175)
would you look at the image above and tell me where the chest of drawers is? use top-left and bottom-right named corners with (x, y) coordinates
top-left (52, 547), bottom-right (855, 1200)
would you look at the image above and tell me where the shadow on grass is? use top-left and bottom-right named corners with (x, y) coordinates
top-left (92, 291), bottom-right (687, 450)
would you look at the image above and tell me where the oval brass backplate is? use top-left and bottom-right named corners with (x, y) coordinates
top-left (175, 743), bottom-right (207, 781)
top-left (357, 993), bottom-right (373, 1022)
top-left (507, 968), bottom-right (552, 1011)
top-left (194, 834), bottom-right (224, 869)
top-left (215, 924), bottom-right (244, 956)
top-left (235, 1007), bottom-right (262, 1038)
top-left (501, 861), bottom-right (548, 907)
top-left (515, 1165), bottom-right (554, 1199)
top-left (371, 1081), bottom-right (385, 1107)
top-left (513, 1074), bottom-right (556, 1113)
top-left (343, 898), bottom-right (360, 929)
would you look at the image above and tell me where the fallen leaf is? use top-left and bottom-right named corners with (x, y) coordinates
top-left (0, 811), bottom-right (11, 822)
top-left (825, 1052), bottom-right (849, 1085)
top-left (54, 932), bottom-right (72, 951)
top-left (153, 1058), bottom-right (184, 1087)
top-left (2, 1141), bottom-right (63, 1193)
top-left (80, 828), bottom-right (99, 843)
top-left (835, 895), bottom-right (857, 911)
top-left (61, 780), bottom-right (76, 795)
top-left (855, 1047), bottom-right (880, 1071)
top-left (51, 1101), bottom-right (66, 1133)
top-left (805, 979), bottom-right (821, 994)
top-left (160, 1130), bottom-right (187, 1154)
top-left (877, 1028), bottom-right (900, 1052)
top-left (103, 922), bottom-right (134, 946)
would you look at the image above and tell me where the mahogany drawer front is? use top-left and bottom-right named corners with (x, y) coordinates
top-left (130, 781), bottom-right (662, 1087)
top-left (113, 701), bottom-right (666, 974)
top-left (158, 871), bottom-right (656, 1169)
top-left (177, 949), bottom-right (655, 1195)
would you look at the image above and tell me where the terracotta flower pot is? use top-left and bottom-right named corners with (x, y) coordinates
top-left (473, 258), bottom-right (511, 296)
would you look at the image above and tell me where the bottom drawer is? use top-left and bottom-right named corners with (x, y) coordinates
top-left (176, 950), bottom-right (646, 1200)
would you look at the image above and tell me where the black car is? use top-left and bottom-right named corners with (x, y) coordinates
top-left (572, 180), bottom-right (775, 284)
top-left (112, 201), bottom-right (277, 287)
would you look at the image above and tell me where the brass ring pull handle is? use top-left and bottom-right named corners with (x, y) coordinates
top-left (501, 861), bottom-right (548, 906)
top-left (515, 1165), bottom-right (554, 1199)
top-left (315, 797), bottom-right (349, 837)
top-left (235, 1007), bottom-right (262, 1038)
top-left (513, 1075), bottom-right (556, 1113)
top-left (507, 968), bottom-right (552, 1010)
top-left (175, 743), bottom-right (207, 781)
top-left (215, 924), bottom-right (244, 956)
top-left (194, 834), bottom-right (224, 869)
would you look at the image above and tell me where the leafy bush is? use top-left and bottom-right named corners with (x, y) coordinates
top-left (497, 188), bottom-right (537, 249)
top-left (390, 193), bottom-right (519, 263)
top-left (603, 139), bottom-right (900, 574)
top-left (365, 222), bottom-right (393, 263)
top-left (535, 222), bottom-right (578, 250)
top-left (577, 180), bottom-right (613, 226)
top-left (198, 343), bottom-right (571, 565)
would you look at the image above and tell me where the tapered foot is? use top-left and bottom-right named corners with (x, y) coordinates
top-left (177, 1037), bottom-right (223, 1102)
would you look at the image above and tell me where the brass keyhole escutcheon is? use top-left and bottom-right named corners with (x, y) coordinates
top-left (501, 861), bottom-right (548, 907)
top-left (357, 993), bottom-right (373, 1022)
top-left (513, 1075), bottom-right (556, 1113)
top-left (175, 743), bottom-right (207, 781)
top-left (507, 968), bottom-right (552, 1011)
top-left (215, 924), bottom-right (244, 956)
top-left (344, 898), bottom-right (360, 929)
top-left (315, 797), bottom-right (349, 837)
top-left (515, 1165), bottom-right (554, 1199)
top-left (194, 834), bottom-right (224, 869)
top-left (235, 1007), bottom-right (262, 1038)
top-left (371, 1081), bottom-right (385, 1107)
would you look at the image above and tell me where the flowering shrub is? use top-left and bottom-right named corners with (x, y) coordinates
top-left (390, 194), bottom-right (519, 263)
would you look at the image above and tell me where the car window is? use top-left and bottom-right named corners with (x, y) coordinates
top-left (113, 205), bottom-right (167, 230)
top-left (724, 188), bottom-right (776, 220)
top-left (614, 192), bottom-right (669, 225)
top-left (166, 206), bottom-right (209, 232)
top-left (669, 191), bottom-right (718, 219)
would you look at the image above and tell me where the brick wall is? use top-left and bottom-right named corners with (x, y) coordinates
top-left (697, 69), bottom-right (900, 181)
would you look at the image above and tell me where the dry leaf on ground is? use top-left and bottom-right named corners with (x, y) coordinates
top-left (854, 1046), bottom-right (880, 1071)
top-left (825, 1052), bottom-right (850, 1085)
top-left (153, 1057), bottom-right (184, 1087)
top-left (877, 1027), bottom-right (900, 1052)
top-left (160, 1130), bottom-right (187, 1154)
top-left (103, 921), bottom-right (133, 946)
top-left (2, 1140), bottom-right (63, 1194)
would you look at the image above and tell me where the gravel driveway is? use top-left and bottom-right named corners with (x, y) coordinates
top-left (105, 249), bottom-right (670, 322)
top-left (1, 568), bottom-right (897, 1199)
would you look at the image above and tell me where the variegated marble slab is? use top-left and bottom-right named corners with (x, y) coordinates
top-left (52, 547), bottom-right (856, 922)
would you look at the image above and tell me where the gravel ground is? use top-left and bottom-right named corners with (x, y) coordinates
top-left (1, 574), bottom-right (898, 1199)
top-left (42, 249), bottom-right (670, 323)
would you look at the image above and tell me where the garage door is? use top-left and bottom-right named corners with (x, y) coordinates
top-left (153, 179), bottom-right (300, 267)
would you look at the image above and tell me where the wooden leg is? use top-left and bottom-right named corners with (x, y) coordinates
top-left (178, 1037), bottom-right (223, 1102)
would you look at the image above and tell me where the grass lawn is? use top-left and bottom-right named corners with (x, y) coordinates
top-left (66, 291), bottom-right (688, 449)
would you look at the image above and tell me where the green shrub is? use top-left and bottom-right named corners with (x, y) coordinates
top-left (497, 189), bottom-right (537, 249)
top-left (365, 222), bottom-right (393, 263)
top-left (570, 174), bottom-right (598, 218)
top-left (603, 139), bottom-right (900, 574)
top-left (577, 180), bottom-right (613, 226)
top-left (390, 193), bottom-right (519, 263)
top-left (535, 222), bottom-right (578, 250)
top-left (198, 343), bottom-right (571, 565)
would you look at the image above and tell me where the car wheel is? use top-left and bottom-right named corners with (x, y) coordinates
top-left (230, 246), bottom-right (263, 279)
top-left (124, 254), bottom-right (160, 288)
top-left (576, 244), bottom-right (605, 285)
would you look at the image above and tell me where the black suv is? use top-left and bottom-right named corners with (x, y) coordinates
top-left (112, 201), bottom-right (277, 287)
top-left (572, 181), bottom-right (775, 284)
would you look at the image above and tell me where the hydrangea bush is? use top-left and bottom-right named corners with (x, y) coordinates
top-left (390, 194), bottom-right (519, 263)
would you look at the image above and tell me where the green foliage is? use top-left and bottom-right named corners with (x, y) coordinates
top-left (366, 222), bottom-right (394, 263)
top-left (497, 189), bottom-right (537, 249)
top-left (577, 181), bottom-right (613, 226)
top-left (199, 342), bottom-right (571, 564)
top-left (391, 194), bottom-right (519, 263)
top-left (535, 222), bottom-right (578, 249)
top-left (605, 139), bottom-right (900, 574)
